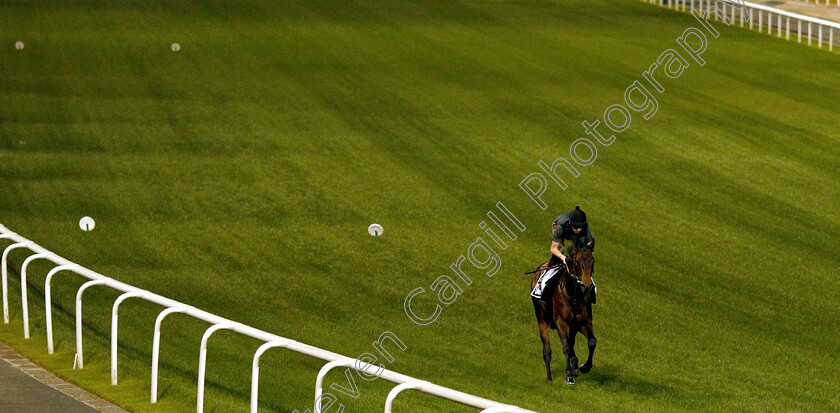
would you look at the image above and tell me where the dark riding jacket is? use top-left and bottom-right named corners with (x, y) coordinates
top-left (553, 214), bottom-right (595, 251)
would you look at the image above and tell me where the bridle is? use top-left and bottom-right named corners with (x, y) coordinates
top-left (566, 250), bottom-right (594, 304)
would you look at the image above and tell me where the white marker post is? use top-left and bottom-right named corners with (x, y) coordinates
top-left (79, 217), bottom-right (95, 232)
top-left (368, 223), bottom-right (384, 236)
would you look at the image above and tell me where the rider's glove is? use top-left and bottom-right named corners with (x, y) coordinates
top-left (564, 256), bottom-right (574, 269)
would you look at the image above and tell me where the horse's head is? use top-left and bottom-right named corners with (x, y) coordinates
top-left (568, 246), bottom-right (594, 287)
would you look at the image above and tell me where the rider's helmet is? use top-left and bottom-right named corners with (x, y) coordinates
top-left (569, 206), bottom-right (587, 228)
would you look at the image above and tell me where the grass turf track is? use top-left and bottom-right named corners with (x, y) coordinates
top-left (1, 0), bottom-right (839, 412)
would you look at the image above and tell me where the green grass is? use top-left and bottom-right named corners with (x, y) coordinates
top-left (1, 0), bottom-right (839, 412)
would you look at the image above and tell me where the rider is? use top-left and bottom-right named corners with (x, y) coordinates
top-left (531, 206), bottom-right (596, 307)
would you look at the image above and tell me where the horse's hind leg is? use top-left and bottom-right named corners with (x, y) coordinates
top-left (538, 320), bottom-right (553, 382)
top-left (579, 321), bottom-right (597, 374)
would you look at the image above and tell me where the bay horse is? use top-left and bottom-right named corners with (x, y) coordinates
top-left (530, 246), bottom-right (596, 384)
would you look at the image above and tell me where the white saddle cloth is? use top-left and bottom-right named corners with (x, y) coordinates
top-left (531, 267), bottom-right (596, 298)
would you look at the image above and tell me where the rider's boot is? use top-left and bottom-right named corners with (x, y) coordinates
top-left (538, 294), bottom-right (550, 312)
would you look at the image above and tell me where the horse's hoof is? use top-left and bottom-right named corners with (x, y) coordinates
top-left (564, 377), bottom-right (575, 385)
top-left (579, 364), bottom-right (591, 374)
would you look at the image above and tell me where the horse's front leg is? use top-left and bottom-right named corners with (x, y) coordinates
top-left (579, 320), bottom-right (596, 374)
top-left (567, 328), bottom-right (580, 378)
top-left (557, 322), bottom-right (576, 385)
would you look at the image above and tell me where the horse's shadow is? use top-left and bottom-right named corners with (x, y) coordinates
top-left (580, 363), bottom-right (676, 397)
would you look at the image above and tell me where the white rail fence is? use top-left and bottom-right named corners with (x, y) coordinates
top-left (647, 0), bottom-right (840, 51)
top-left (791, 0), bottom-right (839, 7)
top-left (0, 224), bottom-right (539, 413)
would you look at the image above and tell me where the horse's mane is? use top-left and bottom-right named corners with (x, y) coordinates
top-left (568, 246), bottom-right (594, 271)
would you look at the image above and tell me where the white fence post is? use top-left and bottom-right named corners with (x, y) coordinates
top-left (385, 381), bottom-right (428, 413)
top-left (111, 291), bottom-right (146, 385)
top-left (314, 359), bottom-right (356, 413)
top-left (778, 14), bottom-right (782, 37)
top-left (818, 24), bottom-right (823, 48)
top-left (799, 20), bottom-right (803, 43)
top-left (151, 306), bottom-right (191, 403)
top-left (0, 234), bottom-right (14, 324)
top-left (786, 17), bottom-right (790, 40)
top-left (809, 22), bottom-right (812, 45)
top-left (75, 279), bottom-right (106, 369)
top-left (45, 264), bottom-right (77, 354)
top-left (765, 12), bottom-right (769, 34)
top-left (251, 340), bottom-right (293, 413)
top-left (197, 322), bottom-right (237, 413)
top-left (20, 253), bottom-right (49, 338)
top-left (830, 28), bottom-right (834, 51)
top-left (2, 242), bottom-right (30, 324)
top-left (771, 13), bottom-right (775, 34)
top-left (769, 12), bottom-right (773, 34)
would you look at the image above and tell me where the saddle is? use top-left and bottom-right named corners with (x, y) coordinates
top-left (541, 267), bottom-right (592, 330)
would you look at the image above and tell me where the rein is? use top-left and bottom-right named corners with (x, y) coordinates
top-left (567, 259), bottom-right (594, 304)
top-left (524, 264), bottom-right (563, 275)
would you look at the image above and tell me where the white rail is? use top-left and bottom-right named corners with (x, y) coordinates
top-left (1, 240), bottom-right (27, 324)
top-left (740, 0), bottom-right (840, 29)
top-left (649, 0), bottom-right (839, 51)
top-left (111, 291), bottom-right (148, 385)
top-left (45, 264), bottom-right (76, 354)
top-left (385, 382), bottom-right (428, 413)
top-left (790, 0), bottom-right (839, 7)
top-left (20, 253), bottom-right (48, 338)
top-left (0, 224), bottom-right (539, 413)
top-left (251, 340), bottom-right (294, 412)
top-left (315, 360), bottom-right (358, 413)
